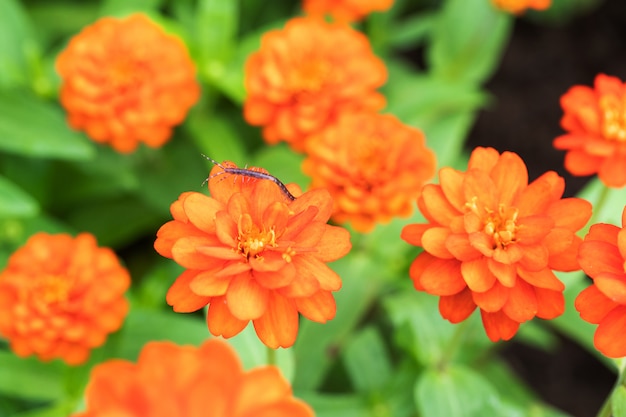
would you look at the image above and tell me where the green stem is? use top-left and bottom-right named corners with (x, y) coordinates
top-left (584, 185), bottom-right (612, 235)
top-left (596, 358), bottom-right (626, 417)
top-left (438, 319), bottom-right (471, 369)
top-left (267, 346), bottom-right (276, 366)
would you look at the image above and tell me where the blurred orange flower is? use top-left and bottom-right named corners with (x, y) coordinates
top-left (302, 112), bottom-right (436, 232)
top-left (154, 162), bottom-right (352, 348)
top-left (56, 13), bottom-right (200, 153)
top-left (554, 74), bottom-right (626, 188)
top-left (401, 147), bottom-right (591, 342)
top-left (491, 0), bottom-right (550, 13)
top-left (72, 339), bottom-right (314, 417)
top-left (244, 17), bottom-right (387, 151)
top-left (0, 233), bottom-right (130, 365)
top-left (575, 206), bottom-right (626, 358)
top-left (303, 0), bottom-right (394, 22)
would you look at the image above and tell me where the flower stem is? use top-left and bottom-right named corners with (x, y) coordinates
top-left (267, 346), bottom-right (276, 366)
top-left (587, 184), bottom-right (612, 228)
top-left (438, 319), bottom-right (471, 368)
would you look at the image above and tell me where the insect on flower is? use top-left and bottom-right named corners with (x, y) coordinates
top-left (201, 155), bottom-right (296, 201)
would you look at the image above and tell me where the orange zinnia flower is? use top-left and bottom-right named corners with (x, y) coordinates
top-left (0, 233), bottom-right (130, 365)
top-left (302, 112), bottom-right (436, 232)
top-left (154, 162), bottom-right (352, 348)
top-left (401, 147), bottom-right (592, 342)
top-left (302, 0), bottom-right (394, 22)
top-left (71, 339), bottom-right (314, 417)
top-left (244, 17), bottom-right (387, 151)
top-left (575, 206), bottom-right (626, 358)
top-left (56, 13), bottom-right (200, 153)
top-left (554, 74), bottom-right (626, 188)
top-left (491, 0), bottom-right (550, 13)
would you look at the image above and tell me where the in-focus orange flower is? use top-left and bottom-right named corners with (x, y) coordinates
top-left (575, 206), bottom-right (626, 358)
top-left (302, 112), bottom-right (436, 232)
top-left (0, 233), bottom-right (130, 365)
top-left (154, 162), bottom-right (352, 348)
top-left (554, 74), bottom-right (626, 188)
top-left (56, 13), bottom-right (200, 153)
top-left (244, 17), bottom-right (387, 151)
top-left (491, 0), bottom-right (550, 14)
top-left (71, 339), bottom-right (314, 417)
top-left (401, 147), bottom-right (591, 342)
top-left (303, 0), bottom-right (394, 22)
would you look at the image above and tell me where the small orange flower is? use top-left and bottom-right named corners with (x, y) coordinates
top-left (56, 13), bottom-right (200, 153)
top-left (575, 206), bottom-right (626, 358)
top-left (401, 147), bottom-right (591, 342)
top-left (0, 233), bottom-right (130, 365)
top-left (554, 74), bottom-right (626, 188)
top-left (154, 162), bottom-right (352, 348)
top-left (71, 339), bottom-right (314, 417)
top-left (244, 17), bottom-right (387, 151)
top-left (302, 112), bottom-right (436, 232)
top-left (491, 0), bottom-right (550, 13)
top-left (303, 0), bottom-right (394, 22)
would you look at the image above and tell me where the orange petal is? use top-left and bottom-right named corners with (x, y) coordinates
top-left (579, 240), bottom-right (623, 278)
top-left (585, 223), bottom-right (619, 244)
top-left (517, 243), bottom-right (548, 272)
top-left (439, 167), bottom-right (466, 210)
top-left (253, 262), bottom-right (297, 289)
top-left (253, 292), bottom-right (299, 348)
top-left (422, 227), bottom-right (454, 259)
top-left (461, 258), bottom-right (496, 292)
top-left (278, 271), bottom-right (320, 298)
top-left (408, 252), bottom-right (436, 291)
top-left (502, 279), bottom-right (537, 322)
top-left (400, 223), bottom-right (431, 247)
top-left (189, 269), bottom-right (232, 297)
top-left (594, 305), bottom-right (626, 358)
top-left (215, 211), bottom-right (238, 247)
top-left (488, 259), bottom-right (517, 288)
top-left (184, 192), bottom-right (223, 233)
top-left (534, 287), bottom-right (564, 319)
top-left (516, 215), bottom-right (553, 244)
top-left (446, 233), bottom-right (481, 261)
top-left (490, 151), bottom-right (528, 206)
top-left (166, 270), bottom-right (211, 312)
top-left (599, 153), bottom-right (626, 188)
top-left (154, 221), bottom-right (205, 258)
top-left (207, 296), bottom-right (248, 338)
top-left (233, 367), bottom-right (291, 415)
top-left (516, 171), bottom-right (564, 217)
top-left (171, 236), bottom-right (224, 269)
top-left (314, 225), bottom-right (352, 262)
top-left (575, 284), bottom-right (615, 324)
top-left (439, 287), bottom-right (476, 323)
top-left (293, 255), bottom-right (341, 291)
top-left (295, 290), bottom-right (336, 322)
top-left (463, 169), bottom-right (498, 212)
top-left (517, 267), bottom-right (564, 291)
top-left (246, 399), bottom-right (315, 417)
top-left (619, 227), bottom-right (626, 259)
top-left (468, 147), bottom-right (500, 171)
top-left (546, 198), bottom-right (592, 231)
top-left (420, 258), bottom-right (466, 296)
top-left (290, 188), bottom-right (334, 223)
top-left (595, 273), bottom-right (626, 303)
top-left (418, 184), bottom-right (460, 226)
top-left (564, 150), bottom-right (602, 175)
top-left (480, 310), bottom-right (519, 342)
top-left (226, 273), bottom-right (269, 320)
top-left (472, 282), bottom-right (509, 312)
top-left (548, 234), bottom-right (582, 272)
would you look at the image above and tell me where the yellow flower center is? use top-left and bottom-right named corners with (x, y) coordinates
top-left (237, 213), bottom-right (277, 259)
top-left (467, 199), bottom-right (520, 249)
top-left (599, 94), bottom-right (626, 141)
top-left (33, 275), bottom-right (72, 305)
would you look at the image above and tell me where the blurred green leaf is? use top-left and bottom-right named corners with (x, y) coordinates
top-left (0, 0), bottom-right (37, 88)
top-left (195, 0), bottom-right (238, 71)
top-left (0, 91), bottom-right (95, 160)
top-left (386, 12), bottom-right (436, 49)
top-left (99, 0), bottom-right (166, 16)
top-left (0, 175), bottom-right (38, 217)
top-left (427, 0), bottom-right (513, 83)
top-left (415, 365), bottom-right (501, 417)
top-left (0, 352), bottom-right (65, 401)
top-left (11, 401), bottom-right (77, 417)
top-left (185, 108), bottom-right (247, 165)
top-left (253, 144), bottom-right (307, 192)
top-left (342, 326), bottom-right (393, 392)
top-left (613, 385), bottom-right (626, 417)
top-left (297, 393), bottom-right (370, 417)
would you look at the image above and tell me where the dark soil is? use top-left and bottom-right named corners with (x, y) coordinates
top-left (467, 0), bottom-right (626, 415)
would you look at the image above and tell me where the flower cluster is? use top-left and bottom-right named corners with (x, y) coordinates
top-left (491, 0), bottom-right (551, 14)
top-left (155, 162), bottom-right (352, 348)
top-left (72, 339), bottom-right (314, 417)
top-left (56, 13), bottom-right (200, 153)
top-left (401, 147), bottom-right (592, 341)
top-left (302, 112), bottom-right (436, 232)
top-left (0, 233), bottom-right (130, 365)
top-left (554, 74), bottom-right (626, 188)
top-left (243, 17), bottom-right (387, 151)
top-left (575, 206), bottom-right (626, 358)
top-left (302, 0), bottom-right (394, 22)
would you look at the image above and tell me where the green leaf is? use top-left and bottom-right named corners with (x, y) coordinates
top-left (415, 365), bottom-right (501, 417)
top-left (11, 401), bottom-right (77, 417)
top-left (0, 351), bottom-right (65, 401)
top-left (253, 144), bottom-right (308, 192)
top-left (185, 108), bottom-right (247, 166)
top-left (99, 0), bottom-right (167, 16)
top-left (427, 0), bottom-right (513, 83)
top-left (0, 175), bottom-right (38, 217)
top-left (297, 393), bottom-right (370, 417)
top-left (194, 0), bottom-right (238, 71)
top-left (387, 12), bottom-right (436, 49)
top-left (0, 0), bottom-right (37, 88)
top-left (342, 326), bottom-right (393, 392)
top-left (0, 91), bottom-right (95, 160)
top-left (613, 385), bottom-right (626, 417)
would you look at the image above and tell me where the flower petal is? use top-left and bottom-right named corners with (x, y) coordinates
top-left (207, 296), bottom-right (248, 338)
top-left (166, 270), bottom-right (211, 312)
top-left (534, 287), bottom-right (564, 319)
top-left (480, 310), bottom-right (519, 342)
top-left (461, 258), bottom-right (496, 292)
top-left (517, 267), bottom-right (564, 291)
top-left (439, 288), bottom-right (476, 323)
top-left (472, 282), bottom-right (509, 312)
top-left (295, 290), bottom-right (336, 322)
top-left (502, 279), bottom-right (537, 323)
top-left (595, 273), bottom-right (626, 304)
top-left (226, 273), bottom-right (269, 320)
top-left (253, 292), bottom-right (299, 348)
top-left (420, 259), bottom-right (465, 296)
top-left (575, 284), bottom-right (616, 324)
top-left (594, 305), bottom-right (626, 358)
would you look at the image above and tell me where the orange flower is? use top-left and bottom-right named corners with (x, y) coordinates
top-left (56, 13), bottom-right (200, 153)
top-left (0, 233), bottom-right (130, 365)
top-left (401, 147), bottom-right (591, 342)
top-left (154, 162), bottom-right (352, 348)
top-left (302, 112), bottom-right (436, 232)
top-left (243, 17), bottom-right (387, 151)
top-left (303, 0), bottom-right (394, 22)
top-left (71, 339), bottom-right (314, 417)
top-left (491, 0), bottom-right (550, 13)
top-left (554, 74), bottom-right (626, 188)
top-left (575, 206), bottom-right (626, 358)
